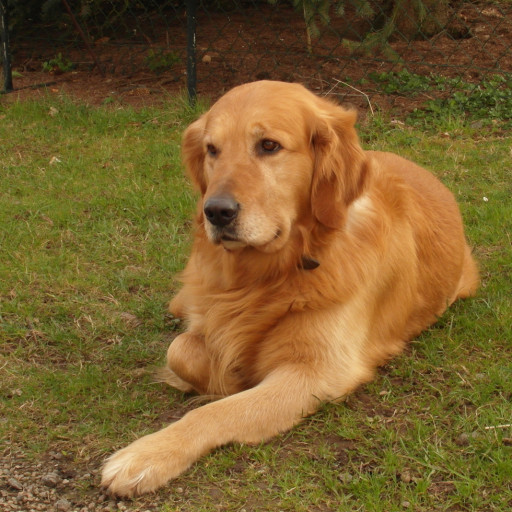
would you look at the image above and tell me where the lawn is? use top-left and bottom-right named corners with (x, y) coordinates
top-left (0, 94), bottom-right (511, 512)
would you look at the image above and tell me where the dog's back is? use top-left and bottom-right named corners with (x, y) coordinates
top-left (368, 150), bottom-right (479, 337)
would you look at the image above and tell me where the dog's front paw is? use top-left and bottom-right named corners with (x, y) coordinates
top-left (101, 429), bottom-right (191, 497)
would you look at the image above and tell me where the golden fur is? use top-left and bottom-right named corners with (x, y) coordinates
top-left (101, 81), bottom-right (479, 496)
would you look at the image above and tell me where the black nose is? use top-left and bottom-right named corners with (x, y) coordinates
top-left (204, 195), bottom-right (240, 227)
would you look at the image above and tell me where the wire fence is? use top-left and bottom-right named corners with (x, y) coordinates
top-left (2, 1), bottom-right (512, 116)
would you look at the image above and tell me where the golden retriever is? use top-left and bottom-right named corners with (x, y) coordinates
top-left (101, 80), bottom-right (479, 496)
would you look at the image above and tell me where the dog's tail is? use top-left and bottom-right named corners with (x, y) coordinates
top-left (155, 366), bottom-right (195, 393)
top-left (455, 244), bottom-right (480, 299)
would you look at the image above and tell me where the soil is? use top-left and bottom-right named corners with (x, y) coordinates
top-left (4, 2), bottom-right (512, 113)
top-left (0, 392), bottom-right (395, 512)
top-left (1, 446), bottom-right (171, 512)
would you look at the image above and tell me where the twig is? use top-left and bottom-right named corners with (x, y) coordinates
top-left (484, 424), bottom-right (512, 430)
top-left (327, 78), bottom-right (374, 115)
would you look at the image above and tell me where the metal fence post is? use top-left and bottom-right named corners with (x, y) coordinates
top-left (0, 0), bottom-right (13, 92)
top-left (186, 0), bottom-right (197, 105)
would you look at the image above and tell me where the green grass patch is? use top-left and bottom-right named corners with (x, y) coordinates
top-left (369, 70), bottom-right (512, 129)
top-left (1, 95), bottom-right (511, 511)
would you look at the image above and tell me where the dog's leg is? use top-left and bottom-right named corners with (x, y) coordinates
top-left (101, 366), bottom-right (326, 497)
top-left (165, 332), bottom-right (210, 394)
top-left (168, 290), bottom-right (186, 318)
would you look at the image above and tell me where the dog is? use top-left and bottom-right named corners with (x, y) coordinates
top-left (101, 80), bottom-right (479, 496)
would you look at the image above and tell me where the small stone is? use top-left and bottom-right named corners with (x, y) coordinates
top-left (119, 312), bottom-right (141, 328)
top-left (400, 470), bottom-right (412, 483)
top-left (455, 433), bottom-right (470, 446)
top-left (55, 498), bottom-right (71, 511)
top-left (41, 472), bottom-right (61, 488)
top-left (7, 477), bottom-right (23, 490)
top-left (338, 472), bottom-right (353, 483)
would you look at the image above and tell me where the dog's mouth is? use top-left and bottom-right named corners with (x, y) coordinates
top-left (220, 233), bottom-right (247, 251)
top-left (219, 232), bottom-right (238, 243)
top-left (208, 227), bottom-right (247, 250)
top-left (208, 225), bottom-right (285, 252)
top-left (221, 239), bottom-right (247, 250)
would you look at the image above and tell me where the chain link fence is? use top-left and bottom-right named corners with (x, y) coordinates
top-left (2, 1), bottom-right (512, 117)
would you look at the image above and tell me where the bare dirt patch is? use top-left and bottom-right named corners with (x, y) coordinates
top-left (5, 2), bottom-right (512, 112)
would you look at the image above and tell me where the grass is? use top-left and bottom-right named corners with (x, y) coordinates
top-left (367, 70), bottom-right (512, 129)
top-left (0, 93), bottom-right (511, 511)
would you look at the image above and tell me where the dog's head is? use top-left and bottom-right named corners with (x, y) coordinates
top-left (182, 81), bottom-right (368, 253)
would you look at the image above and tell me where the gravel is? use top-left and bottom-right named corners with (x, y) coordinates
top-left (0, 446), bottom-right (162, 512)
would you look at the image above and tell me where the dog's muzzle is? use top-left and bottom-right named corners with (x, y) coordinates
top-left (203, 195), bottom-right (246, 249)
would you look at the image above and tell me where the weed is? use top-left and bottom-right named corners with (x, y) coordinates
top-left (145, 49), bottom-right (181, 74)
top-left (369, 69), bottom-right (434, 94)
top-left (420, 74), bottom-right (512, 125)
top-left (370, 70), bottom-right (512, 128)
top-left (42, 52), bottom-right (74, 73)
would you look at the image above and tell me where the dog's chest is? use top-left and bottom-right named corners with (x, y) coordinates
top-left (198, 291), bottom-right (289, 393)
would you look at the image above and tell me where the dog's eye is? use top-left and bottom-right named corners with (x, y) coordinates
top-left (206, 144), bottom-right (218, 156)
top-left (260, 139), bottom-right (281, 153)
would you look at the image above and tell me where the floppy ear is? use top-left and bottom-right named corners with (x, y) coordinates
top-left (182, 115), bottom-right (207, 195)
top-left (310, 106), bottom-right (368, 229)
